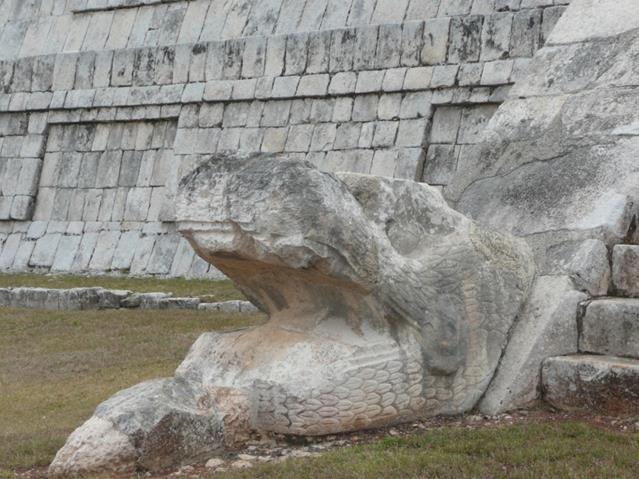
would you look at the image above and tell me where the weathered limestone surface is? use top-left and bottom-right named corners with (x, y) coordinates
top-left (612, 245), bottom-right (639, 298)
top-left (543, 239), bottom-right (610, 296)
top-left (49, 379), bottom-right (225, 476)
top-left (446, 0), bottom-right (639, 413)
top-left (451, 1), bottom-right (639, 249)
top-left (479, 276), bottom-right (586, 415)
top-left (0, 286), bottom-right (255, 311)
top-left (580, 299), bottom-right (639, 359)
top-left (542, 355), bottom-right (639, 414)
top-left (50, 154), bottom-right (534, 475)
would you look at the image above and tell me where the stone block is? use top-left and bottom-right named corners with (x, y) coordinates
top-left (401, 21), bottom-right (424, 67)
top-left (355, 70), bottom-right (384, 94)
top-left (51, 235), bottom-right (82, 273)
top-left (334, 123), bottom-right (361, 150)
top-left (510, 9), bottom-right (541, 57)
top-left (458, 63), bottom-right (484, 86)
top-left (376, 24), bottom-right (402, 69)
top-left (404, 67), bottom-right (433, 90)
top-left (285, 33), bottom-right (308, 75)
top-left (231, 79), bottom-right (257, 100)
top-left (481, 12), bottom-right (513, 61)
top-left (12, 240), bottom-right (35, 270)
top-left (10, 196), bottom-right (35, 221)
top-left (310, 99), bottom-right (335, 122)
top-left (328, 72), bottom-right (357, 95)
top-left (479, 276), bottom-right (587, 415)
top-left (0, 234), bottom-right (22, 270)
top-left (612, 245), bottom-right (639, 297)
top-left (30, 233), bottom-right (62, 268)
top-left (378, 93), bottom-right (402, 120)
top-left (430, 65), bottom-right (459, 88)
top-left (261, 101), bottom-right (292, 127)
top-left (396, 119), bottom-right (428, 147)
top-left (96, 151), bottom-right (122, 188)
top-left (158, 297), bottom-right (201, 310)
top-left (358, 123), bottom-right (375, 148)
top-left (15, 158), bottom-right (42, 196)
top-left (285, 125), bottom-right (314, 152)
top-left (310, 123), bottom-right (337, 151)
top-left (130, 235), bottom-right (156, 276)
top-left (306, 31), bottom-right (331, 74)
top-left (423, 145), bottom-right (457, 185)
top-left (203, 80), bottom-right (232, 101)
top-left (422, 18), bottom-right (451, 65)
top-left (581, 299), bottom-right (639, 358)
top-left (261, 127), bottom-right (289, 153)
top-left (372, 121), bottom-right (399, 148)
top-left (394, 147), bottom-right (424, 180)
top-left (330, 28), bottom-right (356, 72)
top-left (272, 76), bottom-right (300, 98)
top-left (111, 231), bottom-right (141, 271)
top-left (89, 230), bottom-right (121, 271)
top-left (542, 355), bottom-right (639, 414)
top-left (124, 188), bottom-right (151, 221)
top-left (481, 60), bottom-right (514, 85)
top-left (352, 95), bottom-right (379, 122)
top-left (146, 234), bottom-right (180, 275)
top-left (264, 35), bottom-right (286, 77)
top-left (169, 238), bottom-right (196, 277)
top-left (458, 104), bottom-right (498, 144)
top-left (544, 239), bottom-right (610, 296)
top-left (297, 74), bottom-right (330, 97)
top-left (430, 107), bottom-right (462, 143)
top-left (370, 150), bottom-right (398, 177)
top-left (382, 68), bottom-right (407, 92)
top-left (448, 16), bottom-right (483, 63)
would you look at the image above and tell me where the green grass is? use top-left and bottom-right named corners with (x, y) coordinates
top-left (216, 421), bottom-right (639, 479)
top-left (0, 273), bottom-right (244, 302)
top-left (0, 307), bottom-right (264, 473)
top-left (1, 307), bottom-right (638, 479)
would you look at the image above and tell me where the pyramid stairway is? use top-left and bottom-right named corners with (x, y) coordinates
top-left (542, 245), bottom-right (639, 414)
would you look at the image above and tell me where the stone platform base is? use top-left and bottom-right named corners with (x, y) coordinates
top-left (542, 355), bottom-right (639, 415)
top-left (0, 287), bottom-right (256, 312)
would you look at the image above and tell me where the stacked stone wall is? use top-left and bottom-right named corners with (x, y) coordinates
top-left (0, 0), bottom-right (569, 277)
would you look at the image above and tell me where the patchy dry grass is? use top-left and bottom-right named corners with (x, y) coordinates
top-left (1, 307), bottom-right (639, 479)
top-left (218, 421), bottom-right (639, 479)
top-left (0, 274), bottom-right (243, 302)
top-left (0, 307), bottom-right (264, 473)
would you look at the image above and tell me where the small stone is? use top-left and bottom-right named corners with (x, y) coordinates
top-left (205, 458), bottom-right (225, 469)
top-left (237, 454), bottom-right (257, 461)
top-left (231, 460), bottom-right (253, 469)
top-left (289, 450), bottom-right (315, 458)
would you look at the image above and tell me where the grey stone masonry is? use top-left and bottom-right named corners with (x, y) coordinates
top-left (0, 0), bottom-right (571, 59)
top-left (542, 355), bottom-right (639, 414)
top-left (0, 285), bottom-right (256, 312)
top-left (0, 0), bottom-right (571, 277)
top-left (580, 299), bottom-right (639, 359)
top-left (612, 245), bottom-right (639, 297)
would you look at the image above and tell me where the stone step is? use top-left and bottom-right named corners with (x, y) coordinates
top-left (542, 355), bottom-right (639, 414)
top-left (612, 244), bottom-right (639, 297)
top-left (580, 299), bottom-right (639, 358)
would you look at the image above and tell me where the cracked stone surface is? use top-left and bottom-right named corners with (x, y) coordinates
top-left (451, 3), bottom-right (639, 253)
top-left (446, 0), bottom-right (639, 414)
top-left (49, 154), bottom-right (534, 475)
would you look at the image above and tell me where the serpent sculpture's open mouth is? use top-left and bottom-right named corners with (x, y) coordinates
top-left (49, 154), bottom-right (534, 476)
